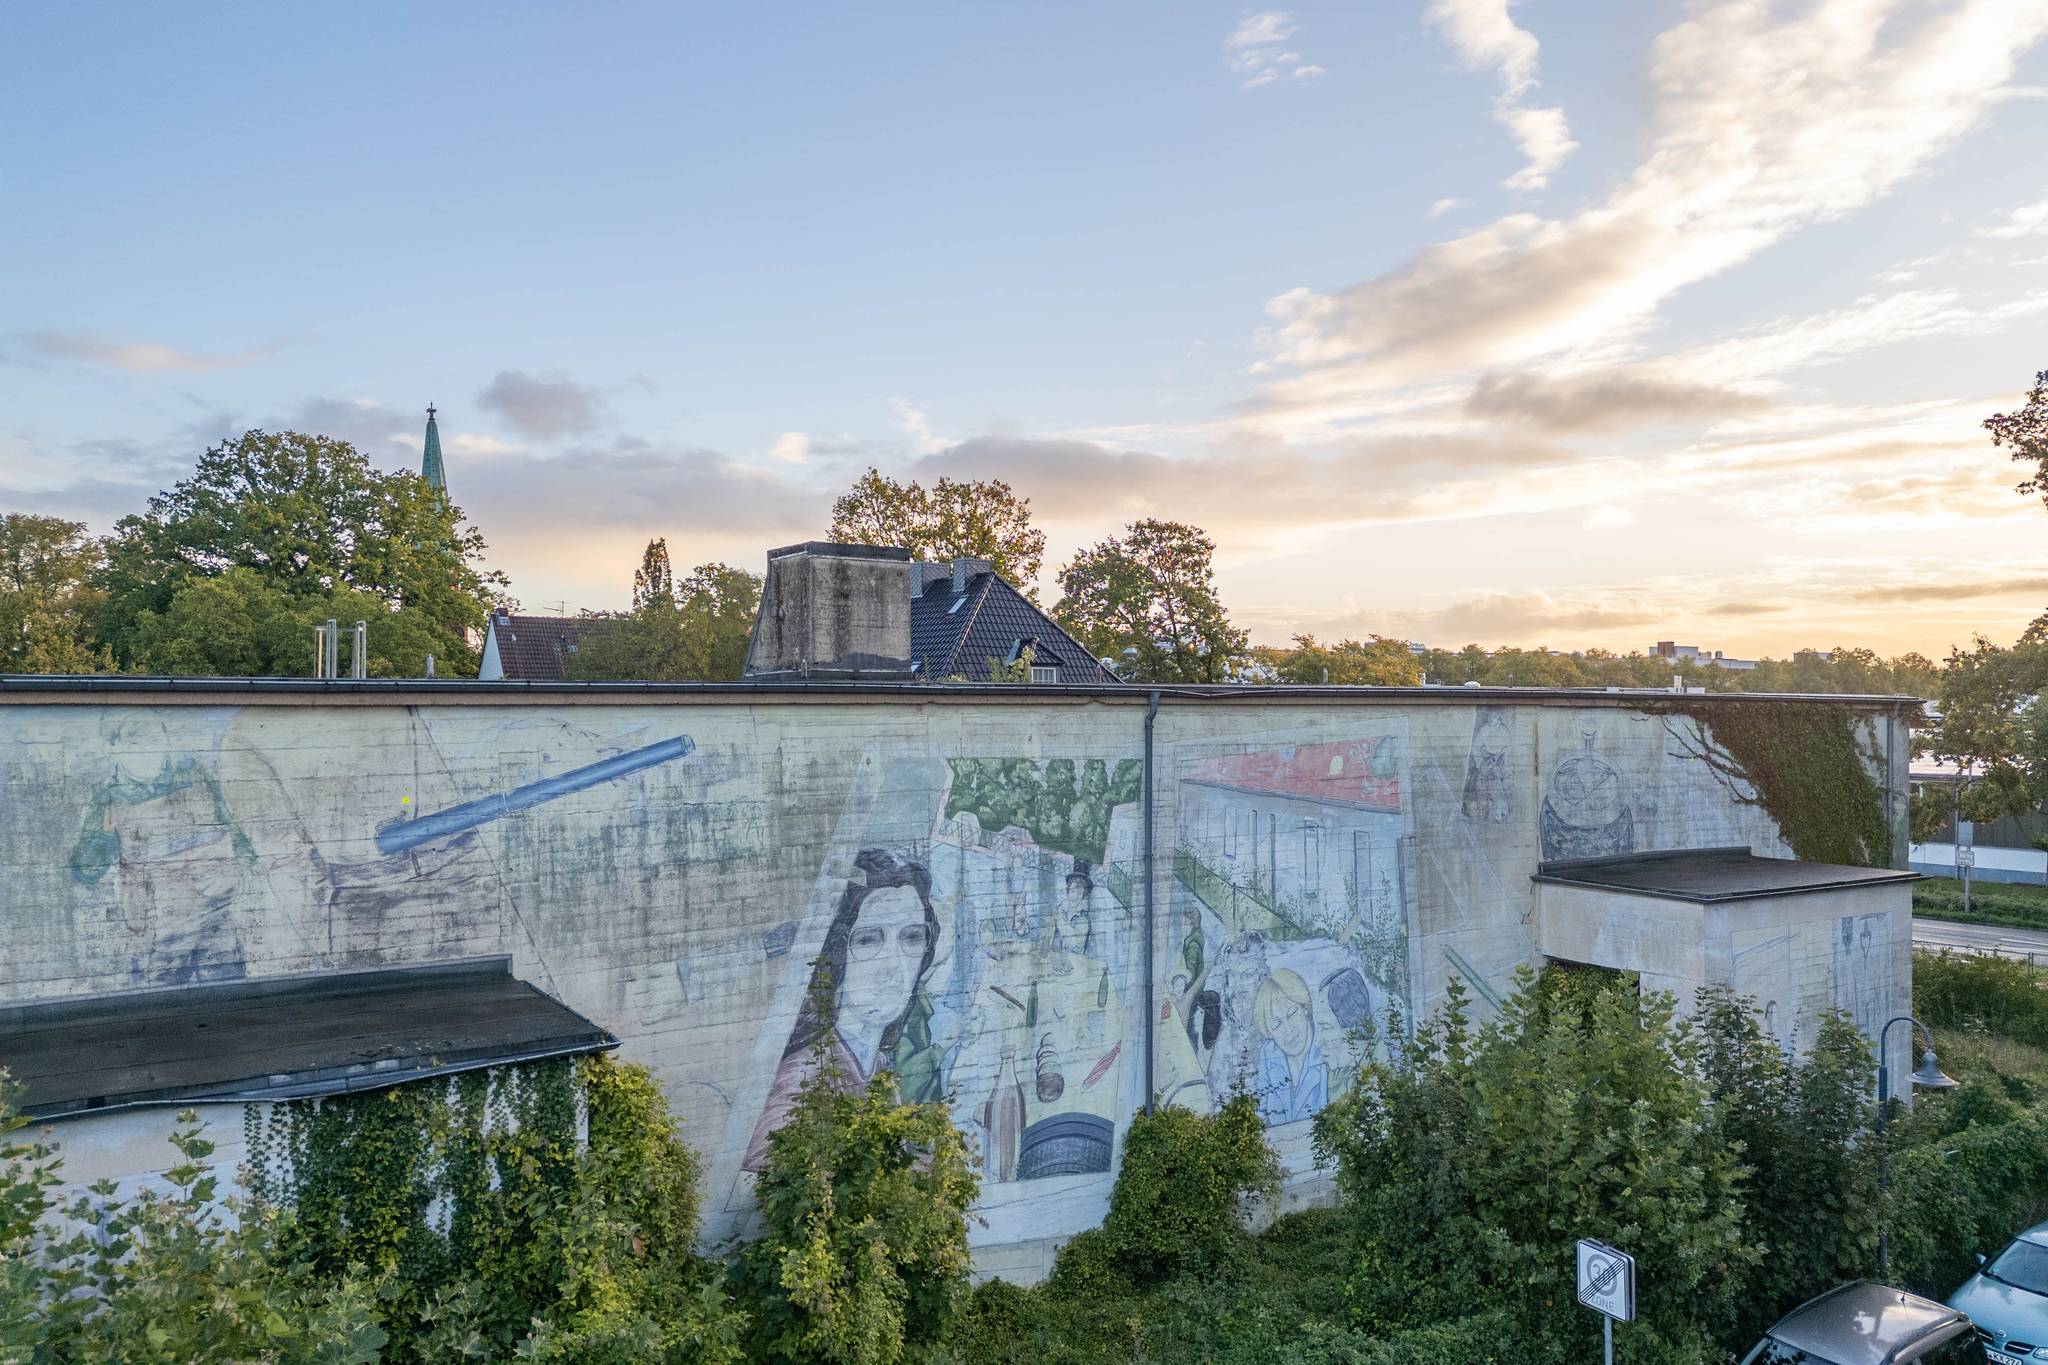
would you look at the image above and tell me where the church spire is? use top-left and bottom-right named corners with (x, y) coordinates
top-left (421, 404), bottom-right (447, 495)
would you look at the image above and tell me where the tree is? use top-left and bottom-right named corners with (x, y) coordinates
top-left (97, 429), bottom-right (507, 675)
top-left (0, 514), bottom-right (111, 672)
top-left (1988, 369), bottom-right (2048, 506)
top-left (570, 542), bottom-right (763, 682)
top-left (124, 569), bottom-right (451, 678)
top-left (1918, 624), bottom-right (2048, 831)
top-left (1053, 519), bottom-right (1248, 684)
top-left (828, 468), bottom-right (1047, 595)
top-left (1273, 634), bottom-right (1421, 686)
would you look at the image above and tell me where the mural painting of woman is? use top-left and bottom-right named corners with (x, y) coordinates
top-left (1252, 968), bottom-right (1328, 1125)
top-left (743, 849), bottom-right (945, 1170)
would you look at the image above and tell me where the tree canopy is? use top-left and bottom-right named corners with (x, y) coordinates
top-left (96, 429), bottom-right (505, 675)
top-left (827, 467), bottom-right (1046, 596)
top-left (0, 514), bottom-right (111, 673)
top-left (1053, 519), bottom-right (1247, 683)
top-left (1257, 634), bottom-right (1421, 686)
top-left (568, 538), bottom-right (762, 682)
top-left (1989, 369), bottom-right (2048, 508)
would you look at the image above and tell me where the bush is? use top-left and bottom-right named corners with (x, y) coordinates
top-left (1313, 970), bottom-right (1749, 1358)
top-left (1047, 1092), bottom-right (1278, 1295)
top-left (732, 1052), bottom-right (979, 1365)
top-left (1915, 950), bottom-right (2048, 1048)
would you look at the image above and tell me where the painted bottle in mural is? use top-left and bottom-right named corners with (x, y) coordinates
top-left (981, 1044), bottom-right (1026, 1183)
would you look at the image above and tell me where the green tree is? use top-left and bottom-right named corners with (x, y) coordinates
top-left (1314, 970), bottom-right (1751, 1358)
top-left (125, 568), bottom-right (450, 677)
top-left (0, 513), bottom-right (112, 672)
top-left (828, 467), bottom-right (1047, 596)
top-left (1920, 626), bottom-right (2046, 829)
top-left (1275, 634), bottom-right (1421, 686)
top-left (570, 542), bottom-right (763, 682)
top-left (1053, 519), bottom-right (1247, 684)
top-left (1988, 368), bottom-right (2048, 506)
top-left (733, 1047), bottom-right (979, 1365)
top-left (97, 429), bottom-right (507, 675)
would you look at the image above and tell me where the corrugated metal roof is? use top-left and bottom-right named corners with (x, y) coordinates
top-left (908, 572), bottom-right (1120, 684)
top-left (0, 958), bottom-right (615, 1120)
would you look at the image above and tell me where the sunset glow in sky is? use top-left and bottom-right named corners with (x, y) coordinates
top-left (5, 2), bottom-right (2047, 659)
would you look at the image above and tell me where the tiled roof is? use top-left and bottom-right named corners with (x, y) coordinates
top-left (486, 614), bottom-right (618, 682)
top-left (908, 572), bottom-right (1119, 684)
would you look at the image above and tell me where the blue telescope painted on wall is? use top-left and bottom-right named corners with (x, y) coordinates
top-left (374, 735), bottom-right (695, 855)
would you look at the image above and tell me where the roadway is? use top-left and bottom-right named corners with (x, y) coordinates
top-left (1912, 916), bottom-right (2048, 961)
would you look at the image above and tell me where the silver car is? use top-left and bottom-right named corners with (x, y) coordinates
top-left (1742, 1281), bottom-right (1984, 1365)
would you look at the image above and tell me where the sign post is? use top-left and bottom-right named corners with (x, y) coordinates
top-left (1577, 1239), bottom-right (1636, 1365)
top-left (1957, 820), bottom-right (1976, 915)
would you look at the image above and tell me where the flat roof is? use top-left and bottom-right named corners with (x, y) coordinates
top-left (1532, 847), bottom-right (1918, 903)
top-left (0, 958), bottom-right (615, 1121)
top-left (0, 675), bottom-right (1924, 710)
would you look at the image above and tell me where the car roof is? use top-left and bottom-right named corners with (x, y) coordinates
top-left (1768, 1282), bottom-right (1972, 1365)
top-left (2016, 1223), bottom-right (2048, 1250)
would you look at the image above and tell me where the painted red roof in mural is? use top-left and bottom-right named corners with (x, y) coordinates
top-left (1181, 738), bottom-right (1400, 811)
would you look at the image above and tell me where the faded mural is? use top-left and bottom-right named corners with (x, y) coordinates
top-left (0, 695), bottom-right (1905, 1254)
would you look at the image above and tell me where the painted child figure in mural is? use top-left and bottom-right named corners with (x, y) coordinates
top-left (1049, 859), bottom-right (1097, 970)
top-left (742, 849), bottom-right (943, 1171)
top-left (1252, 968), bottom-right (1328, 1125)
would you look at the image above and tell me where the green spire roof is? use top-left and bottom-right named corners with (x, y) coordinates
top-left (421, 405), bottom-right (447, 494)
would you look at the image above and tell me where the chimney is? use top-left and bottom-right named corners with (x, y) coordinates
top-left (744, 542), bottom-right (915, 680)
top-left (951, 557), bottom-right (992, 594)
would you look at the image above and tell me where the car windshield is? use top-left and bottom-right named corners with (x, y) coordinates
top-left (1987, 1240), bottom-right (2048, 1296)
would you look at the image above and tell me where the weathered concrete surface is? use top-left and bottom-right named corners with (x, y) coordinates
top-left (0, 686), bottom-right (1914, 1274)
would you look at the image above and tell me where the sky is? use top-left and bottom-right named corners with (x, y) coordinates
top-left (3, 1), bottom-right (2047, 660)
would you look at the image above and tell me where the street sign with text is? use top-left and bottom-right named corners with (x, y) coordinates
top-left (1577, 1239), bottom-right (1635, 1322)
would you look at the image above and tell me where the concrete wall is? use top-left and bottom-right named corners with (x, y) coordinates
top-left (1539, 880), bottom-right (1915, 1095)
top-left (0, 689), bottom-right (1906, 1277)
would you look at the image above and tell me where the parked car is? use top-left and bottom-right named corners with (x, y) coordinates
top-left (1949, 1222), bottom-right (2048, 1365)
top-left (1742, 1281), bottom-right (1984, 1364)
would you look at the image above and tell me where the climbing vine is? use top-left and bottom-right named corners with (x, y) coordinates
top-left (1656, 700), bottom-right (1893, 867)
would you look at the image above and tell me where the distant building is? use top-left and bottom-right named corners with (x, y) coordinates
top-left (421, 405), bottom-right (447, 495)
top-left (908, 556), bottom-right (1119, 684)
top-left (478, 613), bottom-right (616, 681)
top-left (1651, 640), bottom-right (1757, 671)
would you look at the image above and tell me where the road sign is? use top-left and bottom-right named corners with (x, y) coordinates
top-left (1577, 1239), bottom-right (1635, 1322)
top-left (1956, 847), bottom-right (1976, 868)
top-left (1957, 820), bottom-right (1975, 847)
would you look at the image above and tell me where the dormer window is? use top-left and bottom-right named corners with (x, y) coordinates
top-left (1030, 665), bottom-right (1058, 684)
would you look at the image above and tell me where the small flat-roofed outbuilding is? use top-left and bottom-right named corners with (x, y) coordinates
top-left (1534, 848), bottom-right (1918, 1091)
top-left (0, 957), bottom-right (615, 1121)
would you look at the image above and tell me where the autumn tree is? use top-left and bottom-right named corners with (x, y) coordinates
top-left (570, 540), bottom-right (762, 682)
top-left (96, 429), bottom-right (505, 674)
top-left (1274, 633), bottom-right (1421, 685)
top-left (1053, 519), bottom-right (1247, 683)
top-left (0, 514), bottom-right (112, 672)
top-left (1988, 368), bottom-right (2048, 506)
top-left (827, 467), bottom-right (1046, 595)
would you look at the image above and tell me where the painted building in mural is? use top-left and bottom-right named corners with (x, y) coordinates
top-left (0, 679), bottom-right (1916, 1279)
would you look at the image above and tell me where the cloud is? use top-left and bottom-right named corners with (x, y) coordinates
top-left (1428, 197), bottom-right (1466, 219)
top-left (21, 330), bottom-right (275, 373)
top-left (1261, 0), bottom-right (2048, 420)
top-left (462, 438), bottom-right (827, 538)
top-left (768, 432), bottom-right (811, 465)
top-left (1985, 197), bottom-right (2048, 239)
top-left (1425, 0), bottom-right (1576, 189)
top-left (890, 397), bottom-right (948, 455)
top-left (1466, 369), bottom-right (1772, 434)
top-left (1225, 11), bottom-right (1322, 88)
top-left (476, 370), bottom-right (607, 439)
top-left (1584, 505), bottom-right (1633, 529)
top-left (1850, 575), bottom-right (2048, 603)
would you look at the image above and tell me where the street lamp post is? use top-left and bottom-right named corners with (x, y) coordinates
top-left (1876, 1014), bottom-right (1959, 1276)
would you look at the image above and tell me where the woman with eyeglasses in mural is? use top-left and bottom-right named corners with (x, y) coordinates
top-left (743, 848), bottom-right (943, 1170)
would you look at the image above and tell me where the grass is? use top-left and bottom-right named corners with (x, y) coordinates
top-left (1914, 876), bottom-right (2048, 932)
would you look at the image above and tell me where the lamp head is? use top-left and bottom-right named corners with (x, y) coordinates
top-left (1912, 1048), bottom-right (1960, 1090)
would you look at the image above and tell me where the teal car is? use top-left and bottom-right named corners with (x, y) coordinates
top-left (1949, 1223), bottom-right (2048, 1365)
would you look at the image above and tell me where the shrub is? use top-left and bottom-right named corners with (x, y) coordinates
top-left (1046, 1091), bottom-right (1279, 1295)
top-left (732, 1052), bottom-right (979, 1365)
top-left (1915, 949), bottom-right (2048, 1048)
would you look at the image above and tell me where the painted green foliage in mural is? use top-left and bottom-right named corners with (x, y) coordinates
top-left (943, 757), bottom-right (1143, 862)
top-left (1661, 700), bottom-right (1893, 867)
